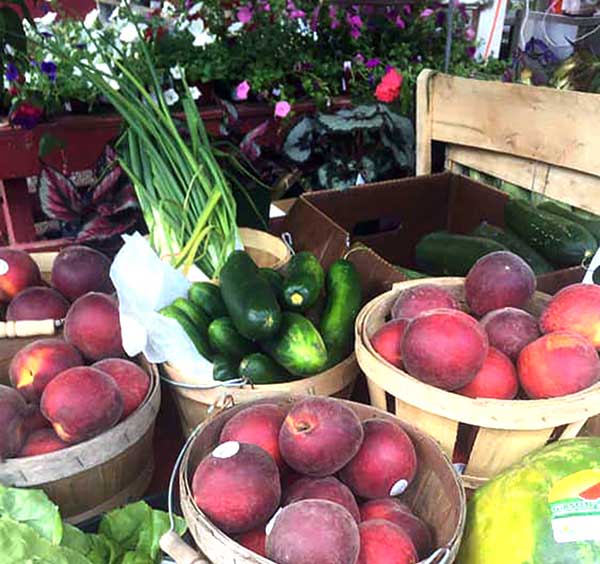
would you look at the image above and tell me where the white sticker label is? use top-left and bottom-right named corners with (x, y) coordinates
top-left (389, 479), bottom-right (409, 496)
top-left (212, 441), bottom-right (240, 459)
top-left (0, 259), bottom-right (9, 276)
top-left (582, 246), bottom-right (600, 284)
top-left (265, 507), bottom-right (283, 536)
top-left (552, 515), bottom-right (600, 543)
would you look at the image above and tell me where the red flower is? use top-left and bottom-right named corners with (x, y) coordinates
top-left (10, 102), bottom-right (44, 130)
top-left (375, 68), bottom-right (403, 103)
top-left (144, 25), bottom-right (167, 42)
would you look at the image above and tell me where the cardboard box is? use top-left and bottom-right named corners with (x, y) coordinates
top-left (301, 172), bottom-right (584, 295)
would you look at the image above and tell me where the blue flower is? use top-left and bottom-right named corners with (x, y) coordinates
top-left (41, 61), bottom-right (57, 82)
top-left (5, 63), bottom-right (19, 82)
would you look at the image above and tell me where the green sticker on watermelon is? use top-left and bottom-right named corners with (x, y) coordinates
top-left (549, 470), bottom-right (600, 544)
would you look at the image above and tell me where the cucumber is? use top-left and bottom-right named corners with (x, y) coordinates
top-left (282, 252), bottom-right (325, 311)
top-left (260, 268), bottom-right (284, 303)
top-left (320, 259), bottom-right (362, 367)
top-left (537, 201), bottom-right (600, 241)
top-left (171, 297), bottom-right (211, 332)
top-left (262, 312), bottom-right (328, 376)
top-left (213, 355), bottom-right (240, 382)
top-left (504, 199), bottom-right (597, 268)
top-left (415, 232), bottom-right (508, 276)
top-left (188, 282), bottom-right (228, 320)
top-left (159, 305), bottom-right (213, 360)
top-left (238, 352), bottom-right (293, 384)
top-left (208, 317), bottom-right (257, 361)
top-left (395, 266), bottom-right (428, 279)
top-left (471, 222), bottom-right (553, 275)
top-left (219, 251), bottom-right (281, 340)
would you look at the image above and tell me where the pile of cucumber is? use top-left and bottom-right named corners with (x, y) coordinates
top-left (411, 199), bottom-right (600, 277)
top-left (161, 250), bottom-right (362, 385)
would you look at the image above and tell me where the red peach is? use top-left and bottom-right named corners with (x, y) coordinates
top-left (518, 331), bottom-right (600, 399)
top-left (0, 250), bottom-right (41, 302)
top-left (6, 287), bottom-right (70, 321)
top-left (371, 319), bottom-right (409, 368)
top-left (360, 499), bottom-right (433, 559)
top-left (266, 499), bottom-right (360, 564)
top-left (279, 397), bottom-right (364, 477)
top-left (234, 526), bottom-right (267, 557)
top-left (18, 429), bottom-right (68, 457)
top-left (480, 307), bottom-right (540, 361)
top-left (64, 292), bottom-right (124, 361)
top-left (220, 403), bottom-right (287, 470)
top-left (0, 385), bottom-right (29, 459)
top-left (455, 347), bottom-right (519, 399)
top-left (24, 406), bottom-right (52, 433)
top-left (339, 419), bottom-right (417, 500)
top-left (41, 366), bottom-right (124, 443)
top-left (92, 358), bottom-right (150, 419)
top-left (391, 284), bottom-right (459, 320)
top-left (284, 476), bottom-right (360, 523)
top-left (357, 520), bottom-right (418, 564)
top-left (192, 441), bottom-right (281, 534)
top-left (9, 338), bottom-right (84, 403)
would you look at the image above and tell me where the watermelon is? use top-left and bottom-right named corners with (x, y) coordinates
top-left (458, 438), bottom-right (600, 564)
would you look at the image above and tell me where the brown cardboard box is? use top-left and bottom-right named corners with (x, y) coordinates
top-left (302, 172), bottom-right (584, 295)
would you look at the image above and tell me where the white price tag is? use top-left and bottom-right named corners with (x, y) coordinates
top-left (582, 246), bottom-right (600, 284)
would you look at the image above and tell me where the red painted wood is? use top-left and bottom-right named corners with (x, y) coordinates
top-left (0, 179), bottom-right (37, 244)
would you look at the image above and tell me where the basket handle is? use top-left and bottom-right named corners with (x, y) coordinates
top-left (0, 319), bottom-right (59, 338)
top-left (421, 547), bottom-right (451, 564)
top-left (159, 530), bottom-right (210, 564)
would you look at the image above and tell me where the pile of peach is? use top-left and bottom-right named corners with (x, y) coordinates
top-left (192, 397), bottom-right (432, 564)
top-left (372, 251), bottom-right (600, 400)
top-left (0, 246), bottom-right (149, 459)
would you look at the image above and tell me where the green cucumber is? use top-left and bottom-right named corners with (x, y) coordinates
top-left (213, 355), bottom-right (240, 382)
top-left (537, 201), bottom-right (600, 241)
top-left (238, 352), bottom-right (293, 384)
top-left (260, 268), bottom-right (284, 302)
top-left (504, 199), bottom-right (597, 268)
top-left (219, 251), bottom-right (281, 340)
top-left (320, 259), bottom-right (362, 367)
top-left (208, 317), bottom-right (257, 361)
top-left (159, 305), bottom-right (213, 360)
top-left (282, 252), bottom-right (325, 311)
top-left (395, 266), bottom-right (428, 279)
top-left (415, 232), bottom-right (508, 276)
top-left (171, 298), bottom-right (211, 332)
top-left (471, 222), bottom-right (553, 275)
top-left (188, 282), bottom-right (228, 320)
top-left (262, 312), bottom-right (328, 376)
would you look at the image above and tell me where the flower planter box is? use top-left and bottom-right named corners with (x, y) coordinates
top-left (0, 98), bottom-right (350, 251)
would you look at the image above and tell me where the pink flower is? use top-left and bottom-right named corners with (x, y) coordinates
top-left (274, 101), bottom-right (291, 118)
top-left (395, 16), bottom-right (405, 28)
top-left (350, 27), bottom-right (361, 39)
top-left (403, 4), bottom-right (412, 14)
top-left (235, 80), bottom-right (250, 101)
top-left (375, 68), bottom-right (403, 103)
top-left (465, 26), bottom-right (476, 41)
top-left (347, 14), bottom-right (362, 27)
top-left (420, 8), bottom-right (434, 17)
top-left (237, 5), bottom-right (253, 23)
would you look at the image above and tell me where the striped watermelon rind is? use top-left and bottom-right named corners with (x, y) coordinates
top-left (457, 438), bottom-right (600, 564)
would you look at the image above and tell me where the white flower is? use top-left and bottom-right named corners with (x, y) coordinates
top-left (84, 9), bottom-right (99, 29)
top-left (4, 44), bottom-right (15, 56)
top-left (120, 22), bottom-right (147, 43)
top-left (95, 62), bottom-right (120, 90)
top-left (163, 88), bottom-right (180, 106)
top-left (161, 1), bottom-right (176, 17)
top-left (189, 2), bottom-right (203, 16)
top-left (35, 11), bottom-right (57, 28)
top-left (64, 101), bottom-right (72, 113)
top-left (170, 65), bottom-right (184, 80)
top-left (189, 18), bottom-right (215, 46)
top-left (73, 66), bottom-right (82, 77)
top-left (43, 53), bottom-right (54, 63)
top-left (2, 77), bottom-right (9, 90)
top-left (189, 86), bottom-right (202, 100)
top-left (24, 71), bottom-right (32, 84)
top-left (177, 18), bottom-right (190, 31)
top-left (227, 21), bottom-right (244, 35)
top-left (188, 18), bottom-right (205, 35)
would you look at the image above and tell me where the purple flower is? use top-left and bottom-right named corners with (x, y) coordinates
top-left (287, 0), bottom-right (305, 19)
top-left (395, 16), bottom-right (405, 29)
top-left (385, 64), bottom-right (393, 73)
top-left (310, 5), bottom-right (320, 31)
top-left (347, 13), bottom-right (363, 28)
top-left (237, 6), bottom-right (253, 23)
top-left (274, 101), bottom-right (291, 118)
top-left (354, 52), bottom-right (365, 64)
top-left (365, 58), bottom-right (380, 69)
top-left (466, 45), bottom-right (476, 59)
top-left (40, 61), bottom-right (57, 82)
top-left (10, 102), bottom-right (43, 130)
top-left (435, 10), bottom-right (446, 27)
top-left (403, 4), bottom-right (412, 14)
top-left (350, 27), bottom-right (361, 39)
top-left (368, 73), bottom-right (375, 86)
top-left (5, 63), bottom-right (19, 82)
top-left (260, 1), bottom-right (271, 11)
top-left (465, 26), bottom-right (476, 41)
top-left (235, 80), bottom-right (250, 101)
top-left (420, 8), bottom-right (434, 18)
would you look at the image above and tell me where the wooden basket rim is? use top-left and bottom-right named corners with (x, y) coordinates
top-left (356, 277), bottom-right (600, 430)
top-left (238, 227), bottom-right (291, 271)
top-left (178, 394), bottom-right (466, 564)
top-left (0, 361), bottom-right (161, 485)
